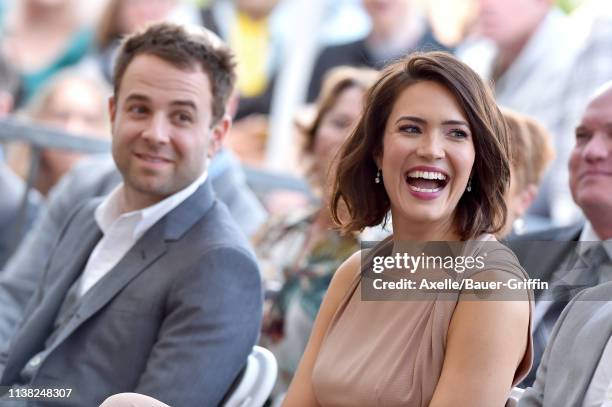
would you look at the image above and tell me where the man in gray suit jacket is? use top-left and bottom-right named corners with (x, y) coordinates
top-left (0, 23), bottom-right (263, 406)
top-left (0, 149), bottom-right (266, 348)
top-left (509, 81), bottom-right (612, 386)
top-left (519, 281), bottom-right (612, 406)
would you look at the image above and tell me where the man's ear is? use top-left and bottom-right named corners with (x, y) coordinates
top-left (208, 114), bottom-right (232, 157)
top-left (108, 96), bottom-right (116, 128)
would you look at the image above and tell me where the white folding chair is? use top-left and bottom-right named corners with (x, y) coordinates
top-left (506, 386), bottom-right (525, 407)
top-left (223, 346), bottom-right (278, 407)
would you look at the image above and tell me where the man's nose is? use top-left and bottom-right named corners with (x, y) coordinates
top-left (142, 113), bottom-right (170, 144)
top-left (583, 132), bottom-right (609, 162)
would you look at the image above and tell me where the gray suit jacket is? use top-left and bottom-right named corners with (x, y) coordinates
top-left (507, 224), bottom-right (584, 386)
top-left (0, 153), bottom-right (266, 348)
top-left (519, 281), bottom-right (612, 406)
top-left (508, 224), bottom-right (583, 296)
top-left (0, 180), bottom-right (263, 406)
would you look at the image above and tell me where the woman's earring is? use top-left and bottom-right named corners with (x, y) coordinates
top-left (466, 177), bottom-right (472, 192)
top-left (375, 169), bottom-right (382, 184)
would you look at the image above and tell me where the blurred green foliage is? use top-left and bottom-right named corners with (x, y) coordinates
top-left (557, 0), bottom-right (588, 12)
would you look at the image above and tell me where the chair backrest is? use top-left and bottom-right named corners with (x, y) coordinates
top-left (506, 386), bottom-right (525, 407)
top-left (223, 346), bottom-right (278, 407)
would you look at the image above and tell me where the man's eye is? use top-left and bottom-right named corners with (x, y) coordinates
top-left (175, 112), bottom-right (193, 123)
top-left (128, 105), bottom-right (147, 114)
top-left (575, 131), bottom-right (591, 142)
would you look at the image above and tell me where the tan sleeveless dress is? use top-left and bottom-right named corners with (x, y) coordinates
top-left (311, 236), bottom-right (533, 406)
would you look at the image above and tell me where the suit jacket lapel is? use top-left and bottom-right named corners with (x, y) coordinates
top-left (45, 225), bottom-right (168, 353)
top-left (44, 180), bottom-right (216, 353)
top-left (554, 294), bottom-right (612, 402)
top-left (533, 240), bottom-right (578, 281)
top-left (529, 227), bottom-right (583, 329)
top-left (516, 225), bottom-right (583, 299)
top-left (576, 301), bottom-right (612, 399)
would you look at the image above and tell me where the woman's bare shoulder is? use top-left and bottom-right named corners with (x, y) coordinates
top-left (328, 250), bottom-right (364, 296)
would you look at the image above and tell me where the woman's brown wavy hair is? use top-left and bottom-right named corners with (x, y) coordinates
top-left (330, 51), bottom-right (511, 240)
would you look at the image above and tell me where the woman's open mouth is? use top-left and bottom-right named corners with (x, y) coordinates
top-left (405, 169), bottom-right (449, 199)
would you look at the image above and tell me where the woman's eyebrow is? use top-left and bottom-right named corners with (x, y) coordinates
top-left (395, 115), bottom-right (426, 125)
top-left (441, 120), bottom-right (469, 127)
top-left (394, 116), bottom-right (469, 127)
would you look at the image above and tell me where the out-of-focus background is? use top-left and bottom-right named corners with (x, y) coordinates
top-left (1, 0), bottom-right (611, 229)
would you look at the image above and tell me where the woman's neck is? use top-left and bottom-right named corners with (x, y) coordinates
top-left (391, 216), bottom-right (460, 242)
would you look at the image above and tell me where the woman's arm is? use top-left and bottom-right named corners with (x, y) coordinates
top-left (282, 251), bottom-right (362, 406)
top-left (429, 279), bottom-right (530, 407)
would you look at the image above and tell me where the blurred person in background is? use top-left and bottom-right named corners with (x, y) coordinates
top-left (307, 0), bottom-right (450, 102)
top-left (6, 70), bottom-right (110, 196)
top-left (199, 0), bottom-right (287, 168)
top-left (87, 0), bottom-right (200, 83)
top-left (200, 0), bottom-right (285, 119)
top-left (0, 52), bottom-right (41, 269)
top-left (254, 66), bottom-right (377, 394)
top-left (0, 50), bottom-right (16, 123)
top-left (0, 0), bottom-right (93, 105)
top-left (548, 0), bottom-right (612, 222)
top-left (501, 108), bottom-right (555, 237)
top-left (0, 0), bottom-right (7, 26)
top-left (458, 0), bottom-right (592, 228)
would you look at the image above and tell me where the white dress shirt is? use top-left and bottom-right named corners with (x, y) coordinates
top-left (579, 222), bottom-right (612, 260)
top-left (78, 170), bottom-right (208, 297)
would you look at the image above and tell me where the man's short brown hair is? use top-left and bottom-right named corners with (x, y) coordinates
top-left (113, 23), bottom-right (236, 123)
top-left (330, 52), bottom-right (511, 240)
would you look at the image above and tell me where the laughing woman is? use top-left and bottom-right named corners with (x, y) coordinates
top-left (283, 52), bottom-right (533, 406)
